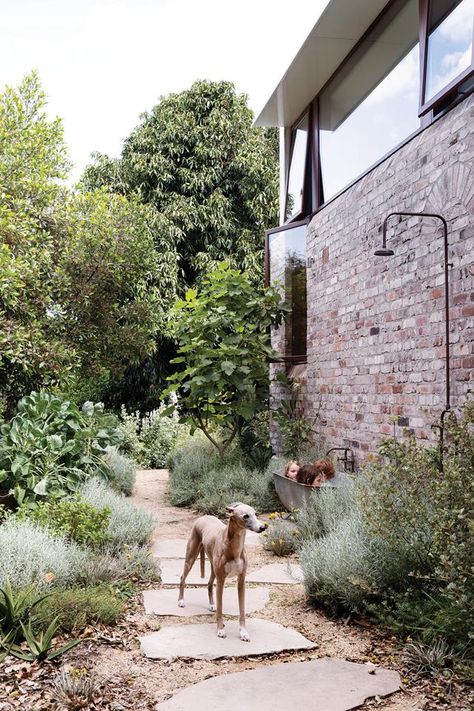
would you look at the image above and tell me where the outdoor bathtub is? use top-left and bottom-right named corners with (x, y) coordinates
top-left (272, 470), bottom-right (350, 511)
top-left (272, 471), bottom-right (316, 510)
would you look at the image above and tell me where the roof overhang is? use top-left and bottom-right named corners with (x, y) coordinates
top-left (255, 0), bottom-right (390, 128)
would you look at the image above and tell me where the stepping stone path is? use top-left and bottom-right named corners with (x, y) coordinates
top-left (143, 587), bottom-right (271, 616)
top-left (140, 619), bottom-right (315, 660)
top-left (155, 658), bottom-right (401, 711)
top-left (139, 472), bottom-right (401, 709)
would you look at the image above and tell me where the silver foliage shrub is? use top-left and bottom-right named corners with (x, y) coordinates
top-left (104, 446), bottom-right (136, 496)
top-left (0, 519), bottom-right (87, 590)
top-left (296, 481), bottom-right (355, 543)
top-left (78, 544), bottom-right (160, 585)
top-left (79, 478), bottom-right (154, 547)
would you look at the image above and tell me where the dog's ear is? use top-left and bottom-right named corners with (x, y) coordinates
top-left (225, 502), bottom-right (243, 515)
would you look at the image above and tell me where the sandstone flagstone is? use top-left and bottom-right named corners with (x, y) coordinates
top-left (155, 658), bottom-right (401, 710)
top-left (246, 562), bottom-right (303, 584)
top-left (140, 619), bottom-right (315, 660)
top-left (143, 587), bottom-right (271, 616)
top-left (153, 532), bottom-right (262, 560)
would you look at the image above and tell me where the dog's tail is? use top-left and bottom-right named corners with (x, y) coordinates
top-left (200, 547), bottom-right (205, 578)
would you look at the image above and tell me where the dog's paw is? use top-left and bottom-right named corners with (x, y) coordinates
top-left (208, 604), bottom-right (216, 612)
top-left (217, 628), bottom-right (226, 638)
top-left (239, 628), bottom-right (250, 642)
top-left (177, 599), bottom-right (185, 608)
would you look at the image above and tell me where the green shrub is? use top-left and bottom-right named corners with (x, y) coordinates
top-left (262, 514), bottom-right (299, 556)
top-left (295, 483), bottom-right (355, 545)
top-left (0, 519), bottom-right (87, 590)
top-left (79, 479), bottom-right (154, 548)
top-left (35, 585), bottom-right (124, 633)
top-left (140, 405), bottom-right (183, 468)
top-left (104, 446), bottom-right (136, 495)
top-left (78, 545), bottom-right (160, 586)
top-left (168, 433), bottom-right (279, 513)
top-left (19, 499), bottom-right (110, 547)
top-left (0, 391), bottom-right (120, 506)
top-left (117, 407), bottom-right (146, 464)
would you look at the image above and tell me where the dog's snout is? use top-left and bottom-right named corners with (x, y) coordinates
top-left (259, 523), bottom-right (267, 532)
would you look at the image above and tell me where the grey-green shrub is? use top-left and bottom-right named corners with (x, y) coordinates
top-left (78, 545), bottom-right (160, 585)
top-left (104, 446), bottom-right (136, 495)
top-left (168, 432), bottom-right (279, 513)
top-left (296, 482), bottom-right (355, 544)
top-left (79, 479), bottom-right (154, 547)
top-left (263, 516), bottom-right (299, 556)
top-left (0, 519), bottom-right (87, 590)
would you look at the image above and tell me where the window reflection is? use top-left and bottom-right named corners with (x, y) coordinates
top-left (319, 0), bottom-right (420, 201)
top-left (285, 113), bottom-right (309, 221)
top-left (425, 0), bottom-right (474, 102)
top-left (269, 223), bottom-right (307, 359)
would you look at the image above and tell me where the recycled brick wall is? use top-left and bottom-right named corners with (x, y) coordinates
top-left (270, 94), bottom-right (474, 467)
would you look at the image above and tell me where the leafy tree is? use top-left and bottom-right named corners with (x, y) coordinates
top-left (0, 73), bottom-right (174, 413)
top-left (163, 263), bottom-right (287, 457)
top-left (82, 80), bottom-right (279, 287)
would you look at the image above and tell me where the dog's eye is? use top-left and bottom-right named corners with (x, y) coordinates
top-left (243, 514), bottom-right (249, 519)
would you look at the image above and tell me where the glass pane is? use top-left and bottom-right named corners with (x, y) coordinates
top-left (285, 113), bottom-right (309, 221)
top-left (269, 223), bottom-right (307, 358)
top-left (319, 0), bottom-right (420, 201)
top-left (425, 0), bottom-right (474, 102)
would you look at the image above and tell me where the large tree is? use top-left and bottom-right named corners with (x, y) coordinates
top-left (82, 80), bottom-right (279, 288)
top-left (0, 74), bottom-right (174, 415)
top-left (81, 81), bottom-right (279, 410)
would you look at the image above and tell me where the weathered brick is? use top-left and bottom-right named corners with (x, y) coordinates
top-left (270, 94), bottom-right (474, 467)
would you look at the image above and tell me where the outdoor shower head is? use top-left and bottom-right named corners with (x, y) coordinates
top-left (374, 247), bottom-right (395, 256)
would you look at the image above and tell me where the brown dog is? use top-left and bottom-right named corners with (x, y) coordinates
top-left (178, 502), bottom-right (266, 641)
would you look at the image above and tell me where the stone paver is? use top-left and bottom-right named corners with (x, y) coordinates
top-left (246, 562), bottom-right (303, 584)
top-left (155, 658), bottom-right (401, 710)
top-left (153, 539), bottom-right (187, 559)
top-left (154, 532), bottom-right (262, 559)
top-left (160, 559), bottom-right (214, 586)
top-left (140, 619), bottom-right (315, 660)
top-left (143, 587), bottom-right (271, 616)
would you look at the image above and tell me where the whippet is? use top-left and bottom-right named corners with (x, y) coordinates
top-left (178, 502), bottom-right (266, 641)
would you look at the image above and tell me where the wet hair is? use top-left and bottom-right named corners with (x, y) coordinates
top-left (296, 464), bottom-right (319, 486)
top-left (314, 458), bottom-right (336, 481)
top-left (284, 460), bottom-right (300, 477)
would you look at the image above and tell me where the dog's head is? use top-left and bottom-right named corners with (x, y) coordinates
top-left (225, 502), bottom-right (266, 533)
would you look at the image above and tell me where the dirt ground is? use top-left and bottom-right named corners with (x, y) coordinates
top-left (0, 470), bottom-right (471, 710)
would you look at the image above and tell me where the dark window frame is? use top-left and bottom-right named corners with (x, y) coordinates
top-left (265, 218), bottom-right (309, 364)
top-left (282, 0), bottom-right (473, 219)
top-left (419, 0), bottom-right (474, 115)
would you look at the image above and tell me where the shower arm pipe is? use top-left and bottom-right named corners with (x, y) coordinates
top-left (381, 211), bottom-right (450, 416)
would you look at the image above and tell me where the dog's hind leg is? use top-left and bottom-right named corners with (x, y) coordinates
top-left (178, 536), bottom-right (201, 607)
top-left (207, 566), bottom-right (216, 612)
top-left (237, 572), bottom-right (249, 641)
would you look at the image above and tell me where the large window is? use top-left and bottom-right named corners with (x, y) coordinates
top-left (422, 0), bottom-right (474, 109)
top-left (280, 0), bottom-right (474, 220)
top-left (285, 112), bottom-right (309, 221)
top-left (265, 221), bottom-right (307, 362)
top-left (319, 0), bottom-right (420, 201)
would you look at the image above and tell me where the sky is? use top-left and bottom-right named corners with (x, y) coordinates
top-left (1, 0), bottom-right (329, 182)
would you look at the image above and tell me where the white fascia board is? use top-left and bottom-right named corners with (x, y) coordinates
top-left (255, 0), bottom-right (390, 128)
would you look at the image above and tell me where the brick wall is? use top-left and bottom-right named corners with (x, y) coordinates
top-left (270, 94), bottom-right (474, 467)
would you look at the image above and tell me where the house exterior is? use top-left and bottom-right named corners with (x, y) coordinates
top-left (256, 0), bottom-right (474, 464)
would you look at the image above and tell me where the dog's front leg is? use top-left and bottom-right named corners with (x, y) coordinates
top-left (237, 573), bottom-right (249, 642)
top-left (216, 575), bottom-right (226, 638)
